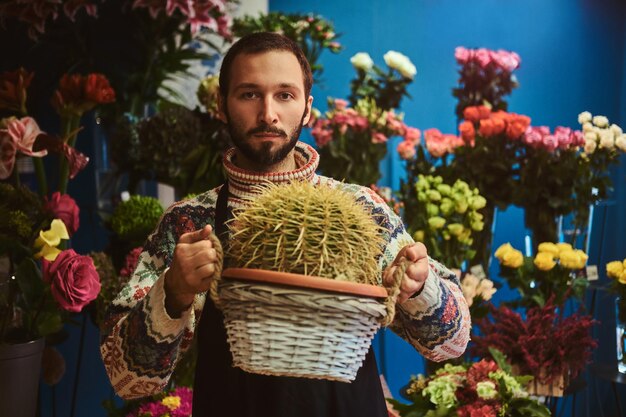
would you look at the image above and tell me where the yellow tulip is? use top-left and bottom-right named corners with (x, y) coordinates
top-left (534, 252), bottom-right (556, 271)
top-left (607, 261), bottom-right (624, 279)
top-left (537, 242), bottom-right (560, 258)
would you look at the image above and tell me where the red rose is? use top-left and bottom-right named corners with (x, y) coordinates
top-left (44, 192), bottom-right (80, 235)
top-left (43, 249), bottom-right (101, 313)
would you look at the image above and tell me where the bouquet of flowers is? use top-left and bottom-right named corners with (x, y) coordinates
top-left (472, 300), bottom-right (597, 393)
top-left (312, 97), bottom-right (420, 186)
top-left (453, 46), bottom-right (521, 120)
top-left (401, 174), bottom-right (486, 269)
top-left (104, 386), bottom-right (193, 417)
top-left (494, 242), bottom-right (588, 308)
top-left (389, 360), bottom-right (550, 417)
top-left (607, 258), bottom-right (626, 323)
top-left (0, 68), bottom-right (106, 384)
top-left (232, 12), bottom-right (342, 81)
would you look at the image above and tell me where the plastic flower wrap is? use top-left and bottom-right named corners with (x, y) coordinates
top-left (494, 242), bottom-right (589, 308)
top-left (232, 12), bottom-right (342, 80)
top-left (402, 175), bottom-right (486, 269)
top-left (389, 360), bottom-right (550, 417)
top-left (312, 97), bottom-right (419, 186)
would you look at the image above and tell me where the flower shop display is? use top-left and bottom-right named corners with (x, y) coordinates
top-left (103, 386), bottom-right (193, 417)
top-left (213, 181), bottom-right (403, 382)
top-left (606, 258), bottom-right (626, 373)
top-left (453, 47), bottom-right (521, 120)
top-left (232, 12), bottom-right (342, 81)
top-left (312, 97), bottom-right (420, 186)
top-left (109, 103), bottom-right (228, 195)
top-left (460, 272), bottom-right (497, 320)
top-left (472, 301), bottom-right (597, 396)
top-left (401, 174), bottom-right (486, 270)
top-left (494, 242), bottom-right (588, 308)
top-left (388, 360), bottom-right (550, 417)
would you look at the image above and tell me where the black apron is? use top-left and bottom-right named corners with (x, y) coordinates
top-left (192, 183), bottom-right (388, 416)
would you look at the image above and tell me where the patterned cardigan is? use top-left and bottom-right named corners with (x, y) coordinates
top-left (100, 142), bottom-right (471, 399)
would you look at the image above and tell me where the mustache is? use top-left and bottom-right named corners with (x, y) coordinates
top-left (247, 125), bottom-right (287, 136)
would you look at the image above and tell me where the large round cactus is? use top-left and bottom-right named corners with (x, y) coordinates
top-left (227, 181), bottom-right (384, 286)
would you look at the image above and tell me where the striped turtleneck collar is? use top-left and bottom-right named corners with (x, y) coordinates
top-left (222, 141), bottom-right (320, 201)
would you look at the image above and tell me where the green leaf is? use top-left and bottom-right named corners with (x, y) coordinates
top-left (37, 311), bottom-right (64, 337)
top-left (488, 347), bottom-right (512, 373)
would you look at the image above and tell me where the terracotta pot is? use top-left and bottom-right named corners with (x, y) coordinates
top-left (0, 338), bottom-right (44, 417)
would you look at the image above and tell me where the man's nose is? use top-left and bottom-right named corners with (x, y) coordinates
top-left (258, 96), bottom-right (278, 125)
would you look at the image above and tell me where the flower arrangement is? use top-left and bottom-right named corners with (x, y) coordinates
top-left (388, 360), bottom-right (550, 417)
top-left (104, 386), bottom-right (193, 417)
top-left (349, 50), bottom-right (417, 111)
top-left (472, 300), bottom-right (597, 391)
top-left (607, 258), bottom-right (626, 323)
top-left (494, 242), bottom-right (588, 308)
top-left (0, 69), bottom-right (107, 350)
top-left (453, 46), bottom-right (521, 119)
top-left (312, 97), bottom-right (420, 186)
top-left (232, 12), bottom-right (342, 80)
top-left (401, 174), bottom-right (486, 269)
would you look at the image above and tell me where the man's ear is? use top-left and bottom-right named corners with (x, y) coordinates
top-left (216, 91), bottom-right (228, 123)
top-left (302, 95), bottom-right (314, 125)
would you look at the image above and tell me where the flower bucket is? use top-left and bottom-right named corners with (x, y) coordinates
top-left (512, 365), bottom-right (568, 397)
top-left (0, 338), bottom-right (44, 417)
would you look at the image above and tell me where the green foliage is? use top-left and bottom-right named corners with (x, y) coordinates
top-left (233, 12), bottom-right (342, 81)
top-left (110, 195), bottom-right (164, 246)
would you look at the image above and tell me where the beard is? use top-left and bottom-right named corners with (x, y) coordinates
top-left (225, 109), bottom-right (307, 167)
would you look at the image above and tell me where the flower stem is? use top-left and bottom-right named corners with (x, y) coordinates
top-left (58, 115), bottom-right (81, 194)
top-left (33, 157), bottom-right (48, 197)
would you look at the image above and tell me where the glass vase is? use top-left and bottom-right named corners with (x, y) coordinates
top-left (617, 297), bottom-right (626, 374)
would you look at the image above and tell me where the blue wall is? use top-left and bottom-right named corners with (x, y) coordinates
top-left (268, 0), bottom-right (626, 413)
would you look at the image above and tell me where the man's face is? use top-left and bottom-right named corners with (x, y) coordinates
top-left (219, 50), bottom-right (313, 170)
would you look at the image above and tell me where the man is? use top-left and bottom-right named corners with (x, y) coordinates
top-left (100, 32), bottom-right (470, 416)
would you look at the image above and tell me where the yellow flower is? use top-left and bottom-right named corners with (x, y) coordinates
top-left (447, 223), bottom-right (464, 237)
top-left (502, 249), bottom-right (524, 268)
top-left (476, 279), bottom-right (497, 301)
top-left (534, 252), bottom-right (556, 271)
top-left (619, 270), bottom-right (626, 285)
top-left (556, 242), bottom-right (573, 255)
top-left (559, 249), bottom-right (588, 270)
top-left (537, 242), bottom-right (559, 258)
top-left (428, 216), bottom-right (446, 229)
top-left (413, 230), bottom-right (425, 242)
top-left (162, 395), bottom-right (181, 410)
top-left (33, 219), bottom-right (69, 261)
top-left (607, 261), bottom-right (624, 279)
top-left (494, 243), bottom-right (514, 261)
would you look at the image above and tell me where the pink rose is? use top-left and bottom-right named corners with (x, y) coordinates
top-left (43, 249), bottom-right (101, 313)
top-left (396, 140), bottom-right (416, 160)
top-left (371, 132), bottom-right (388, 144)
top-left (475, 48), bottom-right (492, 68)
top-left (44, 192), bottom-right (80, 235)
top-left (403, 126), bottom-right (421, 144)
top-left (454, 46), bottom-right (470, 64)
top-left (334, 98), bottom-right (348, 110)
top-left (542, 134), bottom-right (559, 152)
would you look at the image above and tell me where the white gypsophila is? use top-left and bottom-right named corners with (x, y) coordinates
top-left (350, 52), bottom-right (374, 71)
top-left (584, 138), bottom-right (597, 154)
top-left (599, 129), bottom-right (615, 149)
top-left (583, 131), bottom-right (597, 143)
top-left (582, 122), bottom-right (594, 133)
top-left (610, 124), bottom-right (623, 137)
top-left (593, 115), bottom-right (609, 128)
top-left (384, 50), bottom-right (417, 79)
top-left (578, 111), bottom-right (592, 124)
top-left (615, 134), bottom-right (626, 152)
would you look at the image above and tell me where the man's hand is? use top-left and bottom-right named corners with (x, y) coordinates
top-left (164, 225), bottom-right (219, 317)
top-left (382, 242), bottom-right (429, 304)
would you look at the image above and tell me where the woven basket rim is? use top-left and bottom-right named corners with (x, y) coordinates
top-left (221, 267), bottom-right (388, 299)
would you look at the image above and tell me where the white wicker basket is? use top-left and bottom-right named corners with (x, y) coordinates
top-left (212, 267), bottom-right (398, 383)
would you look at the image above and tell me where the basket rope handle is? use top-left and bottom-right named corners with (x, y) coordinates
top-left (380, 258), bottom-right (410, 327)
top-left (208, 232), bottom-right (224, 306)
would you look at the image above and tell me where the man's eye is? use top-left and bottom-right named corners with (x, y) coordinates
top-left (242, 92), bottom-right (258, 99)
top-left (278, 92), bottom-right (294, 101)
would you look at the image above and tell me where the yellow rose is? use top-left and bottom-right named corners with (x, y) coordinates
top-left (537, 242), bottom-right (559, 258)
top-left (534, 252), bottom-right (556, 271)
top-left (619, 270), bottom-right (626, 285)
top-left (494, 243), bottom-right (514, 261)
top-left (502, 249), bottom-right (524, 268)
top-left (607, 261), bottom-right (624, 279)
top-left (476, 279), bottom-right (497, 301)
top-left (556, 242), bottom-right (573, 255)
top-left (559, 249), bottom-right (588, 270)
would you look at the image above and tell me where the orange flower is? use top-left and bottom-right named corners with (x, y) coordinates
top-left (51, 73), bottom-right (115, 117)
top-left (0, 67), bottom-right (34, 114)
top-left (478, 119), bottom-right (495, 136)
top-left (458, 120), bottom-right (475, 145)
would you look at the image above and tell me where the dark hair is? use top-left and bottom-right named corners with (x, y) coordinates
top-left (219, 32), bottom-right (313, 101)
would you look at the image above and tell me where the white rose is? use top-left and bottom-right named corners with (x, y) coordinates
top-left (583, 131), bottom-right (597, 142)
top-left (384, 50), bottom-right (417, 79)
top-left (578, 111), bottom-right (592, 124)
top-left (610, 123), bottom-right (623, 137)
top-left (584, 138), bottom-right (597, 154)
top-left (593, 115), bottom-right (609, 128)
top-left (582, 122), bottom-right (593, 132)
top-left (615, 134), bottom-right (626, 152)
top-left (599, 129), bottom-right (614, 149)
top-left (350, 52), bottom-right (374, 71)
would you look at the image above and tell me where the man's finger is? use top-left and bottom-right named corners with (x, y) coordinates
top-left (179, 224), bottom-right (213, 244)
